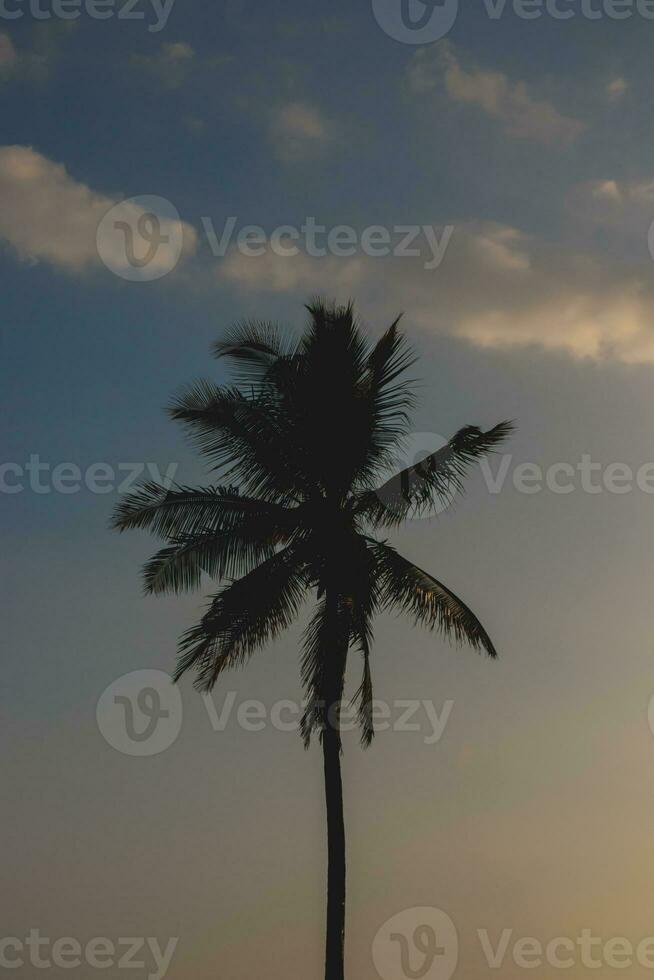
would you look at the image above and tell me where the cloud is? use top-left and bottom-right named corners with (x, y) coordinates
top-left (575, 177), bottom-right (654, 209)
top-left (0, 33), bottom-right (17, 72)
top-left (129, 42), bottom-right (232, 92)
top-left (0, 24), bottom-right (74, 82)
top-left (9, 143), bottom-right (654, 363)
top-left (606, 77), bottom-right (628, 103)
top-left (409, 44), bottom-right (585, 145)
top-left (215, 222), bottom-right (654, 365)
top-left (182, 114), bottom-right (205, 134)
top-left (131, 41), bottom-right (195, 89)
top-left (0, 145), bottom-right (196, 276)
top-left (220, 246), bottom-right (365, 294)
top-left (588, 178), bottom-right (622, 203)
top-left (565, 176), bottom-right (654, 258)
top-left (269, 102), bottom-right (333, 161)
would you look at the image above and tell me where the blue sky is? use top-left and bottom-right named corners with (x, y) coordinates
top-left (4, 3), bottom-right (654, 979)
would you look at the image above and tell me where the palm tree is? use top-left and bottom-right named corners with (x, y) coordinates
top-left (112, 300), bottom-right (511, 980)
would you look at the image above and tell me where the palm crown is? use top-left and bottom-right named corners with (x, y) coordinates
top-left (112, 300), bottom-right (511, 747)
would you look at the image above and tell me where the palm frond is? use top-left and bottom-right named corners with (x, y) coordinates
top-left (346, 539), bottom-right (382, 746)
top-left (299, 593), bottom-right (351, 747)
top-left (359, 420), bottom-right (514, 525)
top-left (301, 537), bottom-right (381, 747)
top-left (212, 319), bottom-right (297, 385)
top-left (351, 318), bottom-right (417, 489)
top-left (111, 482), bottom-right (284, 538)
top-left (142, 515), bottom-right (294, 595)
top-left (291, 302), bottom-right (413, 498)
top-left (168, 381), bottom-right (309, 502)
top-left (371, 540), bottom-right (498, 658)
top-left (351, 643), bottom-right (373, 747)
top-left (173, 545), bottom-right (308, 692)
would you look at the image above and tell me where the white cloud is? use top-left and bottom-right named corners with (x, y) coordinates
top-left (0, 33), bottom-right (17, 71)
top-left (606, 77), bottom-right (628, 103)
top-left (589, 179), bottom-right (622, 202)
top-left (0, 23), bottom-right (77, 83)
top-left (8, 143), bottom-right (654, 363)
top-left (182, 114), bottom-right (205, 134)
top-left (220, 246), bottom-right (364, 294)
top-left (409, 44), bottom-right (585, 145)
top-left (269, 102), bottom-right (333, 161)
top-left (0, 145), bottom-right (196, 276)
top-left (215, 222), bottom-right (654, 365)
top-left (582, 177), bottom-right (654, 207)
top-left (131, 41), bottom-right (195, 89)
top-left (451, 273), bottom-right (654, 365)
top-left (566, 176), bottom-right (654, 257)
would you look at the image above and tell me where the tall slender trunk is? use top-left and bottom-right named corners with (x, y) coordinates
top-left (323, 718), bottom-right (345, 980)
top-left (322, 586), bottom-right (347, 980)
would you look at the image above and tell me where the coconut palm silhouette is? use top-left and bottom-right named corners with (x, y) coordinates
top-left (112, 300), bottom-right (511, 980)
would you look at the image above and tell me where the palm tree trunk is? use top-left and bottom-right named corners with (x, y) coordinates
top-left (322, 587), bottom-right (347, 980)
top-left (323, 717), bottom-right (345, 980)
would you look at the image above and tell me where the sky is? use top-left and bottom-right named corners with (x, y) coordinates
top-left (3, 1), bottom-right (654, 978)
